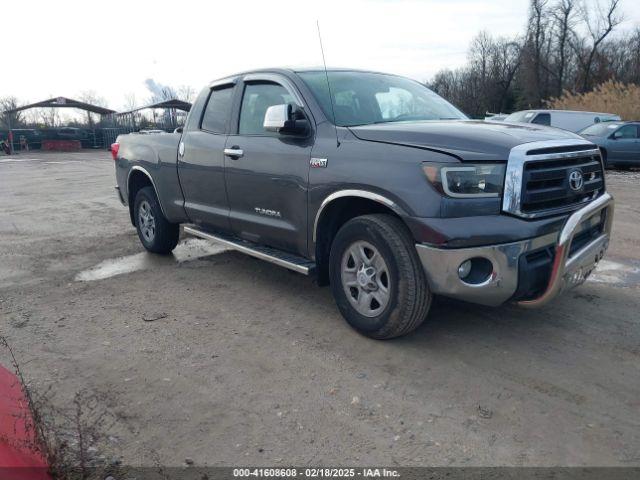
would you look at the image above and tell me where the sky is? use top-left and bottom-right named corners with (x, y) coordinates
top-left (2, 0), bottom-right (639, 111)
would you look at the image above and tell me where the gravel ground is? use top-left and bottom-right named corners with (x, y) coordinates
top-left (0, 150), bottom-right (639, 467)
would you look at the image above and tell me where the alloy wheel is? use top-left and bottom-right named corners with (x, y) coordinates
top-left (340, 240), bottom-right (391, 317)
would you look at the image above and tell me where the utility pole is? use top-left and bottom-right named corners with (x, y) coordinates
top-left (7, 113), bottom-right (13, 155)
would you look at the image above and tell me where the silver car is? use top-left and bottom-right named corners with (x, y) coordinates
top-left (580, 121), bottom-right (640, 169)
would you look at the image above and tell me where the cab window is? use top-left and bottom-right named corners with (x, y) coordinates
top-left (238, 83), bottom-right (294, 135)
top-left (201, 86), bottom-right (234, 133)
top-left (531, 113), bottom-right (551, 126)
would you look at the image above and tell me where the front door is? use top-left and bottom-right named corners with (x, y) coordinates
top-left (224, 79), bottom-right (313, 256)
top-left (178, 84), bottom-right (235, 231)
top-left (609, 124), bottom-right (639, 161)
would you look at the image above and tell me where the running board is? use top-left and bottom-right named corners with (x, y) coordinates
top-left (183, 226), bottom-right (316, 275)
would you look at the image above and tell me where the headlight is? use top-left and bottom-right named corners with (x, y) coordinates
top-left (422, 162), bottom-right (506, 198)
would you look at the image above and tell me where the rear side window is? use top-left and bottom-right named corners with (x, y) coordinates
top-left (238, 82), bottom-right (294, 135)
top-left (532, 113), bottom-right (551, 126)
top-left (201, 86), bottom-right (234, 133)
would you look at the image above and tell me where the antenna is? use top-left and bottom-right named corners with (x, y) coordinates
top-left (316, 20), bottom-right (340, 147)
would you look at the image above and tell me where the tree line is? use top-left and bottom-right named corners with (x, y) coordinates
top-left (429, 0), bottom-right (640, 117)
top-left (3, 0), bottom-right (638, 127)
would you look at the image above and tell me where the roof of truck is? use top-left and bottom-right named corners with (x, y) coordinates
top-left (292, 67), bottom-right (395, 74)
top-left (210, 67), bottom-right (401, 83)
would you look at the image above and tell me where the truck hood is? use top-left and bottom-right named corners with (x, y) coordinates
top-left (348, 120), bottom-right (587, 161)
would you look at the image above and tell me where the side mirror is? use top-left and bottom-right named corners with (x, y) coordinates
top-left (611, 131), bottom-right (622, 139)
top-left (264, 104), bottom-right (308, 135)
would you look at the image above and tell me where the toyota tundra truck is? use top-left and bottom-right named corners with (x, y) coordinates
top-left (112, 68), bottom-right (614, 339)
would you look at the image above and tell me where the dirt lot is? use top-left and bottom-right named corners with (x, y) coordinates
top-left (1, 150), bottom-right (639, 467)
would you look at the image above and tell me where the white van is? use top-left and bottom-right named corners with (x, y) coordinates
top-left (503, 109), bottom-right (620, 132)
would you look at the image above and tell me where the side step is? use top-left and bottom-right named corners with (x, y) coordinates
top-left (184, 226), bottom-right (316, 275)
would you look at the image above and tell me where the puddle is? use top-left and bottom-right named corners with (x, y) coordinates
top-left (0, 158), bottom-right (82, 164)
top-left (588, 259), bottom-right (640, 287)
top-left (0, 158), bottom-right (38, 163)
top-left (75, 238), bottom-right (228, 281)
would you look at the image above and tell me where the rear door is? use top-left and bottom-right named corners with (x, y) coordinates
top-left (178, 81), bottom-right (236, 231)
top-left (224, 74), bottom-right (314, 256)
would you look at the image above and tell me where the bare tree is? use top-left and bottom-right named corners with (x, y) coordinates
top-left (123, 92), bottom-right (138, 112)
top-left (176, 85), bottom-right (196, 103)
top-left (551, 0), bottom-right (578, 95)
top-left (78, 90), bottom-right (107, 108)
top-left (493, 39), bottom-right (522, 112)
top-left (40, 107), bottom-right (60, 128)
top-left (78, 90), bottom-right (108, 127)
top-left (524, 0), bottom-right (550, 104)
top-left (430, 33), bottom-right (523, 117)
top-left (0, 96), bottom-right (25, 128)
top-left (430, 0), bottom-right (634, 116)
top-left (469, 32), bottom-right (493, 84)
top-left (572, 0), bottom-right (623, 92)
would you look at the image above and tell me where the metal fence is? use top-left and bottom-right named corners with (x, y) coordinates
top-left (1, 126), bottom-right (146, 151)
top-left (101, 127), bottom-right (136, 149)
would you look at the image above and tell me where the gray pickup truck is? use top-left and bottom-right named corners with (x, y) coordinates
top-left (113, 68), bottom-right (614, 339)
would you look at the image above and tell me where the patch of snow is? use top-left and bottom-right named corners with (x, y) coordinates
top-left (75, 238), bottom-right (227, 281)
top-left (588, 258), bottom-right (640, 286)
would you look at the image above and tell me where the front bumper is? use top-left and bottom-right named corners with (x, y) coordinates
top-left (415, 193), bottom-right (614, 307)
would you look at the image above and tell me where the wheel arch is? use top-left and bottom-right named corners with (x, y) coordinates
top-left (313, 190), bottom-right (412, 286)
top-left (127, 166), bottom-right (167, 226)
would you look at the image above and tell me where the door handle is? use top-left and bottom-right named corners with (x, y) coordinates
top-left (224, 147), bottom-right (244, 159)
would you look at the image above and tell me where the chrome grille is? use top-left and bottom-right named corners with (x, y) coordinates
top-left (521, 154), bottom-right (604, 214)
top-left (503, 140), bottom-right (605, 219)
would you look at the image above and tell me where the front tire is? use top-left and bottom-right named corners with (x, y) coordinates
top-left (134, 186), bottom-right (179, 254)
top-left (329, 214), bottom-right (431, 339)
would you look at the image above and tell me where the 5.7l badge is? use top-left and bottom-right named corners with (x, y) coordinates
top-left (310, 157), bottom-right (328, 168)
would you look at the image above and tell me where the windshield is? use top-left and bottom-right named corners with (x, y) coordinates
top-left (298, 71), bottom-right (467, 127)
top-left (580, 123), bottom-right (622, 136)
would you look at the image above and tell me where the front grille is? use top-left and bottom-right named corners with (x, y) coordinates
top-left (520, 153), bottom-right (604, 215)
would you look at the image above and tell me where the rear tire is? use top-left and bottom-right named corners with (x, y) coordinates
top-left (329, 214), bottom-right (431, 339)
top-left (134, 186), bottom-right (179, 254)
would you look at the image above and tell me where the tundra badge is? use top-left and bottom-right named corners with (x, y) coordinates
top-left (255, 207), bottom-right (282, 218)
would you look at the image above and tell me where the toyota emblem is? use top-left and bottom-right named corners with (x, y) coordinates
top-left (569, 170), bottom-right (584, 191)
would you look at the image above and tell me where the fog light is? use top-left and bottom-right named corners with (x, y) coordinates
top-left (457, 257), bottom-right (494, 285)
top-left (458, 260), bottom-right (472, 279)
